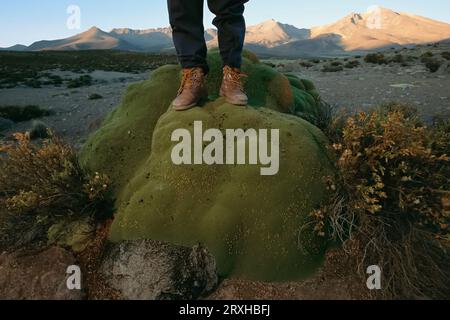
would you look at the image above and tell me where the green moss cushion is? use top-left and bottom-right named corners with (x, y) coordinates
top-left (79, 51), bottom-right (334, 281)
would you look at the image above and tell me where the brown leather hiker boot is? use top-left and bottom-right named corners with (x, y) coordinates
top-left (220, 66), bottom-right (248, 106)
top-left (172, 67), bottom-right (208, 111)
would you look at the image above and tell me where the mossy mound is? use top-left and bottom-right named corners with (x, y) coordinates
top-left (206, 49), bottom-right (322, 118)
top-left (79, 51), bottom-right (334, 281)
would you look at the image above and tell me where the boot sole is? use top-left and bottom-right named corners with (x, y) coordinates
top-left (172, 91), bottom-right (208, 111)
top-left (220, 92), bottom-right (248, 106)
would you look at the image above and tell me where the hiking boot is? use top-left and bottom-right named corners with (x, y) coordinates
top-left (220, 66), bottom-right (248, 106)
top-left (172, 68), bottom-right (208, 111)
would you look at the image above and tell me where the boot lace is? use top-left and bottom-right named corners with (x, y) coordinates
top-left (178, 68), bottom-right (202, 95)
top-left (224, 66), bottom-right (247, 91)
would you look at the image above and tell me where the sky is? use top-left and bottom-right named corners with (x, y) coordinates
top-left (1, 0), bottom-right (450, 47)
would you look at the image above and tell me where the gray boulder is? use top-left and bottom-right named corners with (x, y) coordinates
top-left (100, 240), bottom-right (218, 300)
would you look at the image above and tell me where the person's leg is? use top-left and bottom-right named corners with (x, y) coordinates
top-left (208, 0), bottom-right (248, 106)
top-left (167, 0), bottom-right (209, 73)
top-left (207, 0), bottom-right (248, 69)
top-left (168, 0), bottom-right (208, 110)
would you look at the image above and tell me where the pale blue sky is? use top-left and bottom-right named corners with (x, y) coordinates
top-left (1, 0), bottom-right (450, 47)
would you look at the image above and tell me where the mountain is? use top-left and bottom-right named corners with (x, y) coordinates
top-left (311, 6), bottom-right (450, 51)
top-left (204, 29), bottom-right (218, 42)
top-left (271, 34), bottom-right (345, 58)
top-left (205, 20), bottom-right (310, 50)
top-left (238, 19), bottom-right (310, 47)
top-left (0, 44), bottom-right (28, 51)
top-left (4, 7), bottom-right (450, 57)
top-left (28, 27), bottom-right (139, 51)
top-left (110, 27), bottom-right (217, 51)
top-left (110, 27), bottom-right (173, 51)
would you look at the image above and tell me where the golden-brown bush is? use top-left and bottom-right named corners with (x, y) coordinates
top-left (312, 104), bottom-right (450, 299)
top-left (0, 132), bottom-right (112, 251)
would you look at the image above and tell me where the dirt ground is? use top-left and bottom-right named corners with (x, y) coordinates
top-left (297, 63), bottom-right (450, 122)
top-left (207, 248), bottom-right (372, 300)
top-left (0, 70), bottom-right (149, 147)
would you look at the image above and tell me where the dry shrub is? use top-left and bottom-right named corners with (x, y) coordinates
top-left (422, 57), bottom-right (442, 73)
top-left (0, 105), bottom-right (52, 122)
top-left (0, 132), bottom-right (112, 251)
top-left (442, 52), bottom-right (450, 61)
top-left (312, 103), bottom-right (450, 299)
top-left (432, 115), bottom-right (450, 155)
top-left (364, 53), bottom-right (387, 65)
top-left (322, 64), bottom-right (344, 72)
top-left (389, 54), bottom-right (405, 64)
top-left (344, 60), bottom-right (361, 69)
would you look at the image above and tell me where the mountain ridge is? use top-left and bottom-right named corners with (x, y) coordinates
top-left (2, 7), bottom-right (450, 57)
top-left (310, 6), bottom-right (450, 51)
top-left (27, 26), bottom-right (140, 51)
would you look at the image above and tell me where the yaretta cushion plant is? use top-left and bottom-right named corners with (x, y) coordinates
top-left (79, 50), bottom-right (335, 281)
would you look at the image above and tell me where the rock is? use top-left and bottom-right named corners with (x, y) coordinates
top-left (0, 247), bottom-right (84, 300)
top-left (0, 117), bottom-right (14, 132)
top-left (80, 50), bottom-right (334, 281)
top-left (100, 240), bottom-right (218, 300)
top-left (389, 83), bottom-right (416, 89)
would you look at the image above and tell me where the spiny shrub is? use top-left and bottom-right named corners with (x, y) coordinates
top-left (29, 120), bottom-right (49, 140)
top-left (311, 103), bottom-right (450, 299)
top-left (67, 75), bottom-right (93, 88)
top-left (0, 105), bottom-right (52, 122)
top-left (431, 115), bottom-right (450, 163)
top-left (263, 62), bottom-right (276, 68)
top-left (299, 61), bottom-right (313, 68)
top-left (301, 100), bottom-right (335, 135)
top-left (322, 64), bottom-right (344, 72)
top-left (24, 79), bottom-right (42, 88)
top-left (88, 93), bottom-right (103, 100)
top-left (389, 54), bottom-right (405, 64)
top-left (344, 60), bottom-right (360, 69)
top-left (421, 51), bottom-right (434, 59)
top-left (422, 57), bottom-right (442, 73)
top-left (442, 52), bottom-right (450, 61)
top-left (364, 53), bottom-right (387, 65)
top-left (0, 132), bottom-right (112, 251)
